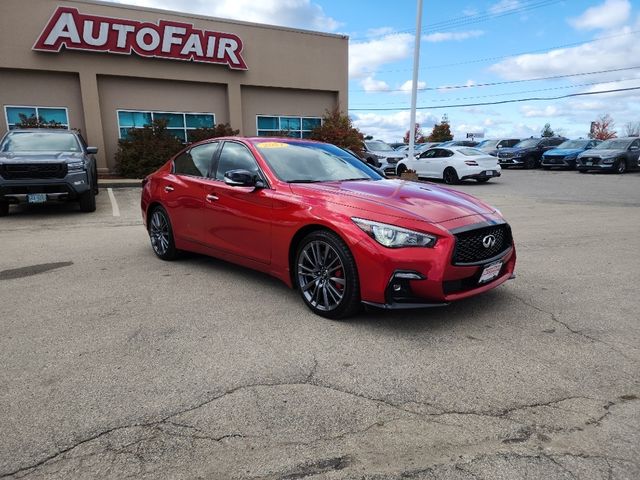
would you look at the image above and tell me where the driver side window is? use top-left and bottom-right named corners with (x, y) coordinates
top-left (215, 142), bottom-right (261, 181)
top-left (420, 149), bottom-right (438, 159)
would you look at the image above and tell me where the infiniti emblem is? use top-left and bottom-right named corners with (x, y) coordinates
top-left (482, 234), bottom-right (496, 249)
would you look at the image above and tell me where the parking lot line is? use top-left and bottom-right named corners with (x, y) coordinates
top-left (107, 188), bottom-right (120, 217)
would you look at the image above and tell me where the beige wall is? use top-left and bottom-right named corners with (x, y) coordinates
top-left (0, 69), bottom-right (86, 137)
top-left (242, 87), bottom-right (338, 136)
top-left (98, 76), bottom-right (228, 169)
top-left (0, 0), bottom-right (348, 173)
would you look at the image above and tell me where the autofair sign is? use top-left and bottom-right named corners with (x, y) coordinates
top-left (33, 7), bottom-right (248, 70)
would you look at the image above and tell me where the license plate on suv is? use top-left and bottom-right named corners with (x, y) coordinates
top-left (27, 194), bottom-right (47, 204)
top-left (479, 261), bottom-right (502, 284)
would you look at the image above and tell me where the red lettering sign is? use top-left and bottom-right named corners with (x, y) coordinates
top-left (33, 7), bottom-right (248, 70)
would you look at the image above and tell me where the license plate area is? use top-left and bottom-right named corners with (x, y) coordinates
top-left (485, 170), bottom-right (495, 176)
top-left (27, 194), bottom-right (47, 204)
top-left (479, 261), bottom-right (503, 284)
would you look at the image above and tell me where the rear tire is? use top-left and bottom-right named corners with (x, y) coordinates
top-left (0, 202), bottom-right (9, 217)
top-left (78, 190), bottom-right (96, 212)
top-left (443, 167), bottom-right (459, 185)
top-left (148, 206), bottom-right (179, 261)
top-left (295, 230), bottom-right (361, 320)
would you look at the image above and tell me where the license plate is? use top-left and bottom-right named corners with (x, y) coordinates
top-left (479, 261), bottom-right (502, 284)
top-left (27, 194), bottom-right (47, 204)
top-left (585, 161), bottom-right (593, 166)
top-left (485, 170), bottom-right (494, 176)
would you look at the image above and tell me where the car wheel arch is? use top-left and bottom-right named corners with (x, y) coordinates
top-left (146, 201), bottom-right (167, 227)
top-left (288, 223), bottom-right (355, 289)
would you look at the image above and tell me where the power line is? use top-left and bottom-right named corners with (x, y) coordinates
top-left (351, 77), bottom-right (640, 106)
top-left (350, 65), bottom-right (640, 93)
top-left (357, 29), bottom-right (640, 75)
top-left (348, 86), bottom-right (640, 111)
top-left (356, 0), bottom-right (562, 41)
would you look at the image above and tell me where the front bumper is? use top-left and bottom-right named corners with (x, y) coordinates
top-left (498, 157), bottom-right (524, 166)
top-left (542, 157), bottom-right (575, 168)
top-left (351, 216), bottom-right (517, 308)
top-left (0, 172), bottom-right (91, 203)
top-left (576, 159), bottom-right (615, 171)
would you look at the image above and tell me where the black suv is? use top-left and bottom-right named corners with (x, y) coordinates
top-left (498, 137), bottom-right (566, 169)
top-left (0, 129), bottom-right (98, 216)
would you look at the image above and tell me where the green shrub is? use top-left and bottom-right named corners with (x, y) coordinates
top-left (115, 119), bottom-right (184, 178)
top-left (187, 123), bottom-right (239, 143)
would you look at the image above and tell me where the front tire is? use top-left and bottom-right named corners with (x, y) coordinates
top-left (148, 206), bottom-right (179, 260)
top-left (524, 156), bottom-right (537, 169)
top-left (443, 167), bottom-right (459, 185)
top-left (396, 163), bottom-right (407, 176)
top-left (78, 189), bottom-right (96, 212)
top-left (615, 158), bottom-right (627, 174)
top-left (295, 230), bottom-right (361, 319)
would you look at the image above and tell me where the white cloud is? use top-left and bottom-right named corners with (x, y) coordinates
top-left (520, 105), bottom-right (566, 118)
top-left (351, 111), bottom-right (439, 142)
top-left (569, 0), bottom-right (631, 30)
top-left (398, 80), bottom-right (427, 94)
top-left (110, 0), bottom-right (341, 31)
top-left (361, 76), bottom-right (391, 93)
top-left (463, 7), bottom-right (479, 16)
top-left (366, 27), bottom-right (395, 37)
top-left (349, 33), bottom-right (414, 78)
top-left (489, 0), bottom-right (521, 15)
top-left (423, 30), bottom-right (485, 42)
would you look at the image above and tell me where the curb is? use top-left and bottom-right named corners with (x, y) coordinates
top-left (98, 180), bottom-right (143, 189)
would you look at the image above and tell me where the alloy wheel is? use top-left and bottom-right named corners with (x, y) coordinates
top-left (149, 209), bottom-right (170, 256)
top-left (297, 240), bottom-right (346, 312)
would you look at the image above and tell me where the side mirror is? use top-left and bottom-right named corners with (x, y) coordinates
top-left (86, 147), bottom-right (98, 154)
top-left (224, 169), bottom-right (262, 188)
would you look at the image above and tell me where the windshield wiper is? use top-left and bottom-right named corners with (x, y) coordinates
top-left (340, 177), bottom-right (372, 181)
top-left (288, 179), bottom-right (323, 183)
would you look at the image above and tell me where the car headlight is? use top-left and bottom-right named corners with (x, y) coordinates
top-left (352, 218), bottom-right (437, 248)
top-left (67, 161), bottom-right (85, 171)
top-left (602, 157), bottom-right (615, 164)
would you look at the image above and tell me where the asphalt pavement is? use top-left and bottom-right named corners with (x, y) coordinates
top-left (0, 169), bottom-right (639, 479)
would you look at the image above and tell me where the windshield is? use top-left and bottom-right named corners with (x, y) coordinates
top-left (514, 139), bottom-right (539, 148)
top-left (476, 139), bottom-right (495, 148)
top-left (255, 140), bottom-right (383, 183)
top-left (594, 139), bottom-right (631, 150)
top-left (458, 148), bottom-right (486, 156)
top-left (1, 131), bottom-right (80, 152)
top-left (365, 140), bottom-right (394, 152)
top-left (557, 140), bottom-right (589, 149)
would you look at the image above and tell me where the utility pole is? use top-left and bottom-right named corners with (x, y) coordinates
top-left (408, 0), bottom-right (424, 161)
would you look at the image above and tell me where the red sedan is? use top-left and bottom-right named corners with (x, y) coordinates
top-left (141, 137), bottom-right (516, 319)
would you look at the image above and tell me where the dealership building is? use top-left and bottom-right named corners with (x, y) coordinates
top-left (0, 0), bottom-right (348, 173)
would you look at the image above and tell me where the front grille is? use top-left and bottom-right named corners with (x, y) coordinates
top-left (500, 152), bottom-right (514, 159)
top-left (578, 157), bottom-right (600, 165)
top-left (0, 163), bottom-right (68, 180)
top-left (543, 156), bottom-right (564, 164)
top-left (452, 224), bottom-right (512, 265)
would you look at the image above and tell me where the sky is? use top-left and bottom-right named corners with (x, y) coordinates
top-left (111, 0), bottom-right (640, 142)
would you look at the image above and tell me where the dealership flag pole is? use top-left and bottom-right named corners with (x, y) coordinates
top-left (408, 0), bottom-right (424, 161)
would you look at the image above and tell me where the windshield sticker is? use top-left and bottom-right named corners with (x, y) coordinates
top-left (257, 142), bottom-right (289, 149)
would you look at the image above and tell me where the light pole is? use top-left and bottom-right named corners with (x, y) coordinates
top-left (408, 0), bottom-right (424, 161)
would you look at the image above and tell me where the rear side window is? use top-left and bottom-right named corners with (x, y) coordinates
top-left (174, 142), bottom-right (218, 177)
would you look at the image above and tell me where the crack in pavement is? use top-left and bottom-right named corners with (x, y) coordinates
top-left (508, 293), bottom-right (639, 363)
top-left (2, 359), bottom-right (638, 479)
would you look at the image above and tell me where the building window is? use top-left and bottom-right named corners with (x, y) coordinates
top-left (256, 115), bottom-right (322, 139)
top-left (117, 110), bottom-right (215, 143)
top-left (5, 106), bottom-right (69, 129)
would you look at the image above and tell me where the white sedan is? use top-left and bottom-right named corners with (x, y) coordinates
top-left (396, 146), bottom-right (502, 184)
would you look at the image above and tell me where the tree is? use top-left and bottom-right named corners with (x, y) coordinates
top-left (115, 119), bottom-right (184, 178)
top-left (403, 123), bottom-right (426, 144)
top-left (187, 123), bottom-right (239, 143)
top-left (589, 114), bottom-right (616, 140)
top-left (541, 123), bottom-right (555, 137)
top-left (16, 113), bottom-right (65, 129)
top-left (427, 122), bottom-right (453, 142)
top-left (309, 107), bottom-right (365, 157)
top-left (624, 121), bottom-right (640, 137)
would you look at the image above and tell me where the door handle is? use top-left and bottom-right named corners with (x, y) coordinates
top-left (164, 185), bottom-right (174, 192)
top-left (206, 193), bottom-right (219, 202)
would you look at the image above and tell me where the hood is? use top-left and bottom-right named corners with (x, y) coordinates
top-left (544, 148), bottom-right (583, 156)
top-left (499, 146), bottom-right (534, 155)
top-left (0, 152), bottom-right (84, 163)
top-left (578, 149), bottom-right (623, 158)
top-left (291, 179), bottom-right (497, 224)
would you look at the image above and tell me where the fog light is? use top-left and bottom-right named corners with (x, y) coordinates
top-left (392, 283), bottom-right (402, 292)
